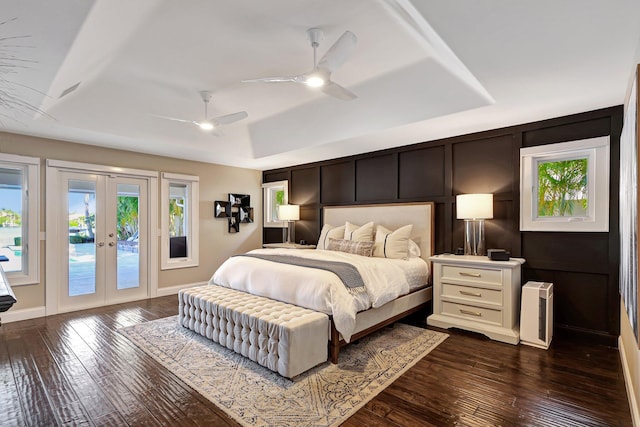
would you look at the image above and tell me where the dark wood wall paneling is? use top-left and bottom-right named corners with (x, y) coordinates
top-left (263, 106), bottom-right (623, 346)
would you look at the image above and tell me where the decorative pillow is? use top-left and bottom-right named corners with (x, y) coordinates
top-left (327, 238), bottom-right (374, 257)
top-left (408, 239), bottom-right (421, 258)
top-left (316, 224), bottom-right (345, 250)
top-left (373, 224), bottom-right (413, 259)
top-left (343, 221), bottom-right (374, 242)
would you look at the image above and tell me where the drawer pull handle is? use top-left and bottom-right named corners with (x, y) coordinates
top-left (459, 272), bottom-right (481, 278)
top-left (460, 290), bottom-right (482, 297)
top-left (460, 309), bottom-right (482, 317)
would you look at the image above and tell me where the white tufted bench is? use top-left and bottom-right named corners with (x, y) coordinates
top-left (178, 285), bottom-right (329, 378)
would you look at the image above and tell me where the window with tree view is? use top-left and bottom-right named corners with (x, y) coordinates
top-left (160, 172), bottom-right (199, 269)
top-left (520, 136), bottom-right (608, 232)
top-left (537, 158), bottom-right (588, 218)
top-left (169, 183), bottom-right (187, 258)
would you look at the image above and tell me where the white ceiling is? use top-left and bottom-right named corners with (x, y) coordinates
top-left (1, 0), bottom-right (640, 171)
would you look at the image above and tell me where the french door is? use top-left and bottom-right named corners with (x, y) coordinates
top-left (55, 171), bottom-right (149, 312)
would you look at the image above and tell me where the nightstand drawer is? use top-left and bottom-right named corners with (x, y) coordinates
top-left (441, 265), bottom-right (502, 286)
top-left (442, 301), bottom-right (502, 326)
top-left (442, 283), bottom-right (502, 306)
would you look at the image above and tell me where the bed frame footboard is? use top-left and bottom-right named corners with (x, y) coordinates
top-left (328, 297), bottom-right (430, 364)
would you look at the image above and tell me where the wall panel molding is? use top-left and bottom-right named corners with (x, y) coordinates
top-left (263, 105), bottom-right (623, 345)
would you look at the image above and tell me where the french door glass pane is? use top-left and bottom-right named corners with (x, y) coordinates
top-left (0, 167), bottom-right (23, 273)
top-left (68, 180), bottom-right (96, 297)
top-left (116, 183), bottom-right (140, 290)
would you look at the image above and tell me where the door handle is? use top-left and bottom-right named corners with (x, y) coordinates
top-left (108, 233), bottom-right (115, 237)
top-left (108, 242), bottom-right (115, 247)
top-left (97, 242), bottom-right (105, 247)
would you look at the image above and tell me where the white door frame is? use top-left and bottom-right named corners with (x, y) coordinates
top-left (45, 159), bottom-right (158, 315)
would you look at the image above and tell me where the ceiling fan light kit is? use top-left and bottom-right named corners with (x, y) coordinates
top-left (242, 27), bottom-right (358, 100)
top-left (158, 90), bottom-right (248, 133)
top-left (306, 74), bottom-right (325, 88)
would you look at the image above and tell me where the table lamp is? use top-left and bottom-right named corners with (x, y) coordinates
top-left (456, 193), bottom-right (493, 256)
top-left (278, 204), bottom-right (299, 243)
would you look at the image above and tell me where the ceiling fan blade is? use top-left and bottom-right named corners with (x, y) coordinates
top-left (153, 114), bottom-right (199, 125)
top-left (211, 111), bottom-right (248, 126)
top-left (317, 31), bottom-right (357, 73)
top-left (321, 81), bottom-right (357, 101)
top-left (242, 76), bottom-right (298, 83)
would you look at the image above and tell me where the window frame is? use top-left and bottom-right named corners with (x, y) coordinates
top-left (262, 180), bottom-right (288, 228)
top-left (161, 172), bottom-right (199, 270)
top-left (520, 136), bottom-right (609, 232)
top-left (0, 153), bottom-right (40, 285)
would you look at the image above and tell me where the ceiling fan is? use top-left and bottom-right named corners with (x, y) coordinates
top-left (242, 28), bottom-right (358, 101)
top-left (158, 91), bottom-right (248, 132)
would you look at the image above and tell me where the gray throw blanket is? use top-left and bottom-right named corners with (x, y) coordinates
top-left (236, 253), bottom-right (367, 297)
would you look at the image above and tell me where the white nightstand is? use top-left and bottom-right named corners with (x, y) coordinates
top-left (427, 254), bottom-right (525, 345)
top-left (262, 243), bottom-right (317, 249)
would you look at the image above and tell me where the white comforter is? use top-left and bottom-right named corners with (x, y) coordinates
top-left (210, 248), bottom-right (429, 342)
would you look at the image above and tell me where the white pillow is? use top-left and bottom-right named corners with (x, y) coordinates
top-left (408, 239), bottom-right (422, 258)
top-left (373, 224), bottom-right (413, 259)
top-left (316, 224), bottom-right (345, 250)
top-left (344, 221), bottom-right (374, 242)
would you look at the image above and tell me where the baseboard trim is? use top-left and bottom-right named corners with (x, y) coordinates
top-left (619, 336), bottom-right (640, 427)
top-left (156, 281), bottom-right (207, 297)
top-left (1, 306), bottom-right (46, 324)
top-left (0, 283), bottom-right (206, 324)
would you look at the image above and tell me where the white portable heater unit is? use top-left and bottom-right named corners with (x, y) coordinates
top-left (520, 281), bottom-right (553, 349)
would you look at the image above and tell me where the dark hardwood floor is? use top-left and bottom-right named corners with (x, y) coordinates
top-left (0, 296), bottom-right (632, 426)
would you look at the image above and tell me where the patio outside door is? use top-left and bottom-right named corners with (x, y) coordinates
top-left (57, 171), bottom-right (148, 312)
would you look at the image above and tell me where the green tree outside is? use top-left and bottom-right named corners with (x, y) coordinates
top-left (117, 195), bottom-right (139, 240)
top-left (169, 197), bottom-right (185, 237)
top-left (0, 209), bottom-right (21, 227)
top-left (537, 158), bottom-right (588, 217)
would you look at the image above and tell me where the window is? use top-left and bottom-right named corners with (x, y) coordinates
top-left (262, 180), bottom-right (288, 227)
top-left (0, 153), bottom-right (39, 285)
top-left (520, 136), bottom-right (609, 231)
top-left (161, 172), bottom-right (199, 269)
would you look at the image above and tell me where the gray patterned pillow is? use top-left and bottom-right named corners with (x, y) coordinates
top-left (327, 238), bottom-right (374, 257)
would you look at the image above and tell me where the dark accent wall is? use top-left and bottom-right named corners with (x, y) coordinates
top-left (263, 106), bottom-right (623, 346)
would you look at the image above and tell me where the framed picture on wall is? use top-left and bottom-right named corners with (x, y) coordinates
top-left (214, 200), bottom-right (231, 218)
top-left (229, 193), bottom-right (250, 207)
top-left (520, 136), bottom-right (610, 232)
top-left (228, 213), bottom-right (240, 233)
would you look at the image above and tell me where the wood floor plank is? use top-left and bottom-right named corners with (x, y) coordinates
top-left (0, 295), bottom-right (632, 426)
top-left (5, 331), bottom-right (59, 426)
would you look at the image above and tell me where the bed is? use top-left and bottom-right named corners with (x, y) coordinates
top-left (320, 202), bottom-right (434, 362)
top-left (179, 203), bottom-right (434, 370)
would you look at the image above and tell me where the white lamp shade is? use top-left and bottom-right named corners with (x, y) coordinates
top-left (456, 194), bottom-right (493, 219)
top-left (278, 204), bottom-right (300, 221)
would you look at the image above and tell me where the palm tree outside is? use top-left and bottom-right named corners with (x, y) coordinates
top-left (537, 158), bottom-right (588, 217)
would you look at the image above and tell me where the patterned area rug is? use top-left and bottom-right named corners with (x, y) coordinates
top-left (118, 316), bottom-right (447, 427)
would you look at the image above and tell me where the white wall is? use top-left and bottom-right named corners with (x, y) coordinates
top-left (619, 36), bottom-right (640, 427)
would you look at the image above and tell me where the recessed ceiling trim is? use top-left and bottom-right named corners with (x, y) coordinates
top-left (380, 0), bottom-right (495, 104)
